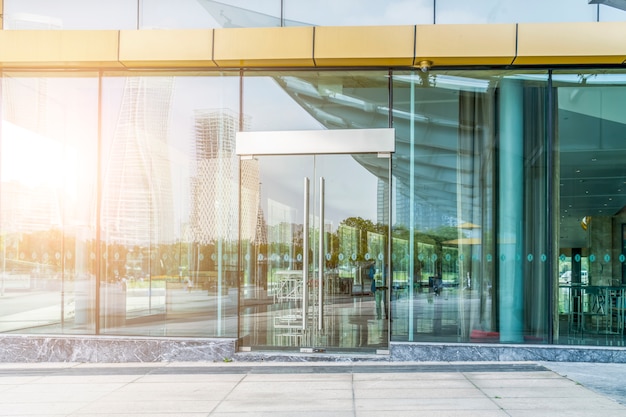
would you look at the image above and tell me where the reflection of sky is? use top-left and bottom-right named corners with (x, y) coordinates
top-left (4, 0), bottom-right (138, 29)
top-left (281, 0), bottom-right (434, 26)
top-left (243, 77), bottom-right (322, 131)
top-left (5, 0), bottom-right (617, 30)
top-left (436, 0), bottom-right (597, 24)
top-left (259, 154), bottom-right (379, 229)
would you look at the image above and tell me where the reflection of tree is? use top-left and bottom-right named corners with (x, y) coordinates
top-left (392, 224), bottom-right (463, 281)
top-left (4, 229), bottom-right (71, 277)
top-left (335, 216), bottom-right (388, 266)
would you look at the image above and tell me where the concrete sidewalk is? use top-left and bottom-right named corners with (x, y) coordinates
top-left (0, 361), bottom-right (623, 416)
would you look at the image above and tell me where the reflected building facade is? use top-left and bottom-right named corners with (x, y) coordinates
top-left (101, 77), bottom-right (175, 247)
top-left (191, 109), bottom-right (257, 244)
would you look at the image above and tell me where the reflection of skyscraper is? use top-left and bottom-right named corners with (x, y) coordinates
top-left (253, 183), bottom-right (268, 246)
top-left (377, 179), bottom-right (389, 226)
top-left (0, 181), bottom-right (61, 233)
top-left (3, 78), bottom-right (49, 138)
top-left (101, 77), bottom-right (175, 246)
top-left (191, 109), bottom-right (258, 244)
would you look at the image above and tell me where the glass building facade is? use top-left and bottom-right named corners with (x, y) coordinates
top-left (1, 1), bottom-right (626, 357)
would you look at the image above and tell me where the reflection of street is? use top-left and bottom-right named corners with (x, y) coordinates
top-left (240, 292), bottom-right (388, 350)
top-left (0, 284), bottom-right (238, 334)
top-left (0, 291), bottom-right (67, 332)
top-left (391, 288), bottom-right (489, 342)
top-left (124, 287), bottom-right (166, 318)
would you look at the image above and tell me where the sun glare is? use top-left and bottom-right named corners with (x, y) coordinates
top-left (2, 121), bottom-right (78, 199)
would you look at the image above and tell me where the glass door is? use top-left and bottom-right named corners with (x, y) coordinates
top-left (313, 153), bottom-right (390, 351)
top-left (240, 152), bottom-right (390, 352)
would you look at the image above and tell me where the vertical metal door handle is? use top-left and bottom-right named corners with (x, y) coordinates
top-left (318, 177), bottom-right (325, 331)
top-left (302, 177), bottom-right (309, 330)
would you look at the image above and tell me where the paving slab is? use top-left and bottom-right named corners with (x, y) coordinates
top-left (0, 361), bottom-right (622, 416)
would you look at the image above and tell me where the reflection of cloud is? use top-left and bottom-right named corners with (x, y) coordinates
top-left (383, 0), bottom-right (434, 24)
top-left (199, 0), bottom-right (433, 27)
top-left (435, 0), bottom-right (596, 24)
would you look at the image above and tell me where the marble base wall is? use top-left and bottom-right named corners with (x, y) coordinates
top-left (2, 335), bottom-right (626, 363)
top-left (233, 343), bottom-right (626, 363)
top-left (390, 342), bottom-right (626, 363)
top-left (0, 335), bottom-right (236, 363)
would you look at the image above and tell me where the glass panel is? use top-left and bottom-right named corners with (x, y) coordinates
top-left (284, 0), bottom-right (433, 26)
top-left (1, 72), bottom-right (99, 334)
top-left (436, 0), bottom-right (596, 23)
top-left (239, 152), bottom-right (389, 351)
top-left (240, 154), bottom-right (313, 349)
top-left (140, 0), bottom-right (221, 29)
top-left (4, 0), bottom-right (137, 30)
top-left (317, 154), bottom-right (389, 350)
top-left (144, 0), bottom-right (282, 29)
top-left (242, 71), bottom-right (390, 131)
top-left (598, 4), bottom-right (626, 21)
top-left (391, 70), bottom-right (550, 344)
top-left (239, 70), bottom-right (391, 351)
top-left (100, 73), bottom-right (239, 337)
top-left (553, 70), bottom-right (626, 345)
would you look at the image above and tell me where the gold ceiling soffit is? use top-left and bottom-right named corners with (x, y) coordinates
top-left (0, 22), bottom-right (625, 69)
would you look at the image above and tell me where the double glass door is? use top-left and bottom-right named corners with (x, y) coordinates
top-left (239, 141), bottom-right (391, 352)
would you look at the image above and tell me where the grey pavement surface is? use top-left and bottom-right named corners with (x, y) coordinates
top-left (0, 361), bottom-right (625, 416)
top-left (539, 361), bottom-right (626, 406)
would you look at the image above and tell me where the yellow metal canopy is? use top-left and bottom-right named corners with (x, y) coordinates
top-left (1, 22), bottom-right (625, 69)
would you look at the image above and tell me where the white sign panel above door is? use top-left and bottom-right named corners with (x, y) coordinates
top-left (236, 128), bottom-right (395, 156)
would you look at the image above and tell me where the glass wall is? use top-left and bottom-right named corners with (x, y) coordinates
top-left (390, 71), bottom-right (551, 344)
top-left (599, 5), bottom-right (626, 21)
top-left (283, 0), bottom-right (433, 26)
top-left (554, 70), bottom-right (626, 346)
top-left (1, 73), bottom-right (99, 334)
top-left (141, 0), bottom-right (282, 29)
top-left (4, 0), bottom-right (138, 29)
top-left (2, 67), bottom-right (626, 349)
top-left (0, 71), bottom-right (240, 338)
top-left (435, 0), bottom-right (597, 24)
top-left (5, 0), bottom-right (622, 30)
top-left (99, 73), bottom-right (240, 337)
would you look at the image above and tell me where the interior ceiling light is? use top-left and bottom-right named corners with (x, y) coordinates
top-left (589, 0), bottom-right (626, 11)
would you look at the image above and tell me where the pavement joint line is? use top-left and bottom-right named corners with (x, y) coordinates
top-left (0, 362), bottom-right (550, 377)
top-left (351, 373), bottom-right (358, 417)
top-left (462, 371), bottom-right (514, 417)
top-left (207, 371), bottom-right (245, 416)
